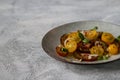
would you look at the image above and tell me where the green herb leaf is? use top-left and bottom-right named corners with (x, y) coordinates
top-left (116, 35), bottom-right (120, 42)
top-left (97, 55), bottom-right (109, 60)
top-left (91, 26), bottom-right (98, 30)
top-left (61, 47), bottom-right (68, 52)
top-left (78, 31), bottom-right (84, 40)
top-left (97, 56), bottom-right (103, 60)
top-left (83, 38), bottom-right (89, 43)
top-left (103, 55), bottom-right (109, 60)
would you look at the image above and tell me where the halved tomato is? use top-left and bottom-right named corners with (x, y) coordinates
top-left (56, 46), bottom-right (68, 57)
top-left (101, 32), bottom-right (114, 45)
top-left (64, 39), bottom-right (77, 53)
top-left (85, 30), bottom-right (98, 40)
top-left (67, 32), bottom-right (81, 43)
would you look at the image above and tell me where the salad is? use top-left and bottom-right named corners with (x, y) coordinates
top-left (56, 27), bottom-right (120, 61)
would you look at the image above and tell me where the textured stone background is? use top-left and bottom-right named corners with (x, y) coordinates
top-left (1, 0), bottom-right (120, 80)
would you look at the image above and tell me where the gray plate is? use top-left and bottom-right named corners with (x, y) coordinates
top-left (42, 21), bottom-right (120, 64)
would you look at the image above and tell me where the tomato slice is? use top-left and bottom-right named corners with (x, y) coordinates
top-left (107, 44), bottom-right (118, 55)
top-left (64, 40), bottom-right (77, 53)
top-left (85, 30), bottom-right (98, 40)
top-left (67, 32), bottom-right (81, 43)
top-left (101, 32), bottom-right (114, 44)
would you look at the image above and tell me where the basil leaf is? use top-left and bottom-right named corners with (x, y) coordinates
top-left (78, 31), bottom-right (84, 40)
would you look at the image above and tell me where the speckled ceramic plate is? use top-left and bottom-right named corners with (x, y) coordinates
top-left (42, 21), bottom-right (120, 64)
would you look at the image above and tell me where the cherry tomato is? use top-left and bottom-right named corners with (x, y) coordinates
top-left (56, 46), bottom-right (68, 57)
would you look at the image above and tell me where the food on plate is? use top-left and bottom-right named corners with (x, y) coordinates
top-left (56, 27), bottom-right (120, 61)
top-left (107, 44), bottom-right (118, 55)
top-left (101, 32), bottom-right (115, 44)
top-left (64, 39), bottom-right (77, 53)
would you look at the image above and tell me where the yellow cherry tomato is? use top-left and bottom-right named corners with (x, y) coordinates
top-left (90, 46), bottom-right (104, 56)
top-left (85, 30), bottom-right (98, 40)
top-left (64, 40), bottom-right (77, 53)
top-left (101, 32), bottom-right (114, 45)
top-left (67, 32), bottom-right (81, 43)
top-left (107, 44), bottom-right (118, 55)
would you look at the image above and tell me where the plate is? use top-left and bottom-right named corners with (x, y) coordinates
top-left (42, 21), bottom-right (120, 64)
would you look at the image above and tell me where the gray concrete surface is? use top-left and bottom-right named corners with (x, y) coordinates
top-left (1, 0), bottom-right (120, 80)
